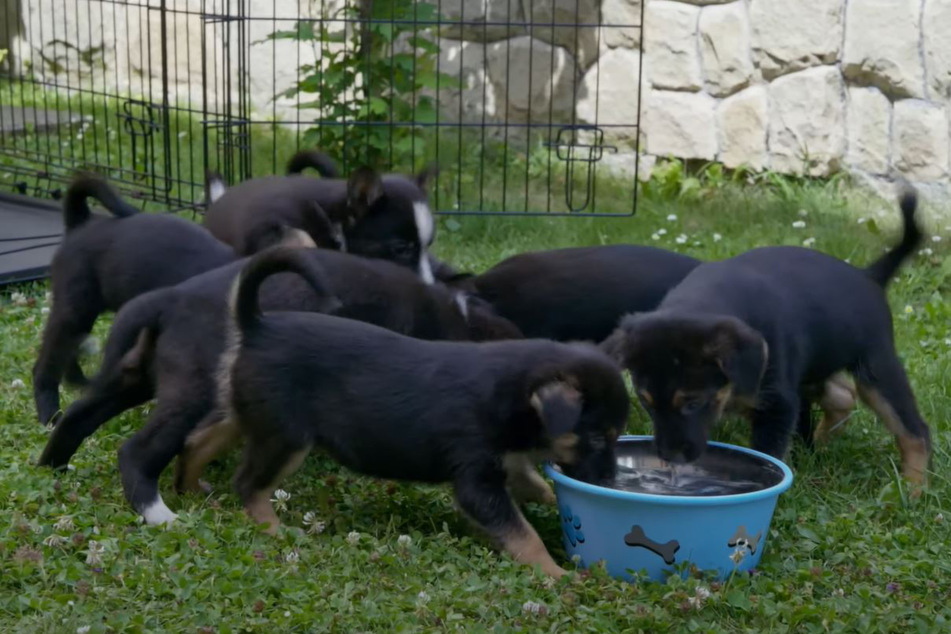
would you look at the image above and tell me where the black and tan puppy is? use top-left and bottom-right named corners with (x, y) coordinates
top-left (202, 247), bottom-right (630, 577)
top-left (205, 151), bottom-right (439, 281)
top-left (447, 245), bottom-right (702, 342)
top-left (32, 175), bottom-right (243, 425)
top-left (204, 150), bottom-right (343, 256)
top-left (37, 248), bottom-right (522, 526)
top-left (602, 191), bottom-right (931, 490)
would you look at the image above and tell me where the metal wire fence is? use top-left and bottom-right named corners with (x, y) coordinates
top-left (1, 0), bottom-right (644, 216)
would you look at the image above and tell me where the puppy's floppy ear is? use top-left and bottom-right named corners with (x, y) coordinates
top-left (705, 318), bottom-right (768, 399)
top-left (346, 166), bottom-right (383, 222)
top-left (415, 162), bottom-right (439, 190)
top-left (530, 379), bottom-right (583, 438)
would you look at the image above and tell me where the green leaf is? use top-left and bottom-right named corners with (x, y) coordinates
top-left (261, 21), bottom-right (317, 42)
top-left (725, 589), bottom-right (753, 611)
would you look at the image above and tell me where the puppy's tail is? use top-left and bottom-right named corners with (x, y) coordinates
top-left (92, 288), bottom-right (167, 385)
top-left (286, 149), bottom-right (339, 178)
top-left (231, 246), bottom-right (340, 334)
top-left (63, 174), bottom-right (138, 233)
top-left (864, 187), bottom-right (923, 288)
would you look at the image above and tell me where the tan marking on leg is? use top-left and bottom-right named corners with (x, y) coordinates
top-left (177, 416), bottom-right (242, 493)
top-left (243, 445), bottom-right (312, 534)
top-left (277, 228), bottom-right (316, 249)
top-left (504, 454), bottom-right (556, 506)
top-left (550, 433), bottom-right (579, 465)
top-left (857, 386), bottom-right (930, 491)
top-left (814, 373), bottom-right (857, 445)
top-left (499, 508), bottom-right (567, 578)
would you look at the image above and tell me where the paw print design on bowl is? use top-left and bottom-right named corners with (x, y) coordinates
top-left (560, 505), bottom-right (585, 547)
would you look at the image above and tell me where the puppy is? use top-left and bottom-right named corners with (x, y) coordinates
top-left (37, 248), bottom-right (522, 526)
top-left (206, 246), bottom-right (630, 577)
top-left (204, 154), bottom-right (439, 281)
top-left (204, 150), bottom-right (343, 255)
top-left (32, 175), bottom-right (241, 425)
top-left (446, 245), bottom-right (702, 342)
top-left (602, 191), bottom-right (931, 489)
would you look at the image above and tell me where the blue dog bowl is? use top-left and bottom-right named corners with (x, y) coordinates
top-left (545, 435), bottom-right (793, 581)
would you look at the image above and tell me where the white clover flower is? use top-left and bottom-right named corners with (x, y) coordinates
top-left (178, 131), bottom-right (188, 139)
top-left (302, 512), bottom-right (326, 535)
top-left (657, 228), bottom-right (668, 236)
top-left (904, 305), bottom-right (914, 315)
top-left (932, 235), bottom-right (942, 243)
top-left (44, 291), bottom-right (52, 303)
top-left (651, 233), bottom-right (660, 241)
top-left (696, 586), bottom-right (711, 600)
top-left (41, 307), bottom-right (50, 315)
top-left (416, 590), bottom-right (431, 606)
top-left (271, 489), bottom-right (291, 511)
top-left (11, 291), bottom-right (27, 305)
top-left (54, 516), bottom-right (75, 532)
top-left (285, 550), bottom-right (300, 564)
top-left (397, 534), bottom-right (412, 549)
top-left (713, 233), bottom-right (722, 243)
top-left (10, 379), bottom-right (25, 389)
top-left (798, 209), bottom-right (808, 218)
top-left (43, 534), bottom-right (67, 547)
top-left (729, 547), bottom-right (745, 565)
top-left (346, 531), bottom-right (361, 545)
top-left (792, 220), bottom-right (806, 229)
top-left (857, 217), bottom-right (867, 224)
top-left (675, 234), bottom-right (688, 245)
top-left (937, 513), bottom-right (945, 524)
top-left (834, 588), bottom-right (845, 597)
top-left (919, 248), bottom-right (934, 256)
top-left (571, 554), bottom-right (581, 564)
top-left (76, 627), bottom-right (91, 634)
top-left (85, 540), bottom-right (105, 566)
top-left (284, 611), bottom-right (291, 617)
top-left (666, 214), bottom-right (677, 222)
top-left (522, 600), bottom-right (548, 616)
top-left (944, 338), bottom-right (951, 346)
top-left (803, 237), bottom-right (816, 247)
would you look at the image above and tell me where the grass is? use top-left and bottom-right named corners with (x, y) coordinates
top-left (0, 173), bottom-right (949, 632)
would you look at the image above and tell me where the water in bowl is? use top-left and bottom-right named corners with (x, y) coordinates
top-left (609, 442), bottom-right (785, 497)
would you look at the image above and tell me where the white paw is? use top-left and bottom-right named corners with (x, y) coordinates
top-left (141, 498), bottom-right (178, 526)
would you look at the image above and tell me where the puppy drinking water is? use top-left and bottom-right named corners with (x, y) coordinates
top-left (203, 246), bottom-right (630, 577)
top-left (602, 190), bottom-right (931, 490)
top-left (37, 248), bottom-right (522, 525)
top-left (32, 175), bottom-right (239, 424)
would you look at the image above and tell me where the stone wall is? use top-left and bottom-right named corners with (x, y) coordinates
top-left (7, 0), bottom-right (951, 198)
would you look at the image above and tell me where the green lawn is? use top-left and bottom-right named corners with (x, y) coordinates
top-left (1, 169), bottom-right (950, 632)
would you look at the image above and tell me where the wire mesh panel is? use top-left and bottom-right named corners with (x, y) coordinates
top-left (1, 0), bottom-right (645, 215)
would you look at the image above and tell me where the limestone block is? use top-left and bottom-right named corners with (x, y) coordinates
top-left (700, 2), bottom-right (753, 97)
top-left (486, 36), bottom-right (578, 124)
top-left (893, 100), bottom-right (949, 181)
top-left (716, 86), bottom-right (768, 169)
top-left (768, 66), bottom-right (846, 176)
top-left (576, 48), bottom-right (646, 147)
top-left (601, 0), bottom-right (642, 49)
top-left (750, 0), bottom-right (844, 80)
top-left (923, 0), bottom-right (951, 100)
top-left (645, 2), bottom-right (702, 91)
top-left (843, 0), bottom-right (925, 99)
top-left (430, 39), bottom-right (499, 123)
top-left (646, 90), bottom-right (717, 160)
top-left (846, 87), bottom-right (891, 175)
top-left (439, 0), bottom-right (525, 42)
top-left (522, 0), bottom-right (600, 69)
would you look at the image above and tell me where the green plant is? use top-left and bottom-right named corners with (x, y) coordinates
top-left (266, 0), bottom-right (457, 169)
top-left (0, 49), bottom-right (8, 65)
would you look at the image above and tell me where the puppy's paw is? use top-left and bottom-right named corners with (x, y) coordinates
top-left (141, 499), bottom-right (178, 526)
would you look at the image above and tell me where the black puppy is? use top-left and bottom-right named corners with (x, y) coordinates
top-left (202, 247), bottom-right (629, 577)
top-left (37, 248), bottom-right (522, 526)
top-left (204, 154), bottom-right (439, 281)
top-left (602, 191), bottom-right (931, 490)
top-left (447, 245), bottom-right (702, 342)
top-left (204, 150), bottom-right (343, 255)
top-left (32, 175), bottom-right (241, 425)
